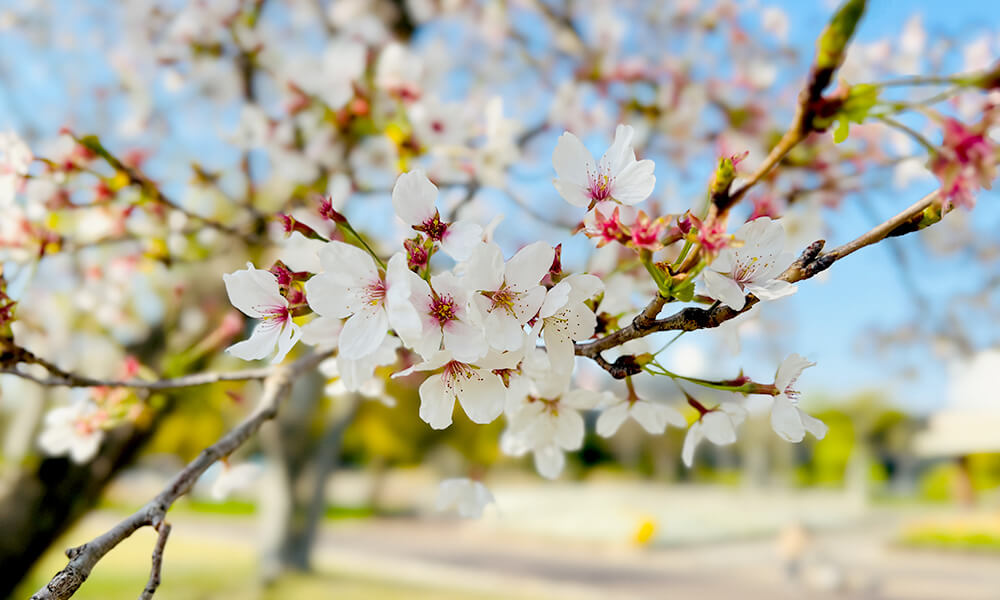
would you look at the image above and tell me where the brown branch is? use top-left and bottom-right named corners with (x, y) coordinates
top-left (576, 191), bottom-right (940, 375)
top-left (138, 523), bottom-right (171, 600)
top-left (29, 350), bottom-right (329, 600)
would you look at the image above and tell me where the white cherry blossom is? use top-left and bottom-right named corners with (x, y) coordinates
top-left (305, 245), bottom-right (413, 360)
top-left (436, 478), bottom-right (495, 518)
top-left (320, 335), bottom-right (401, 401)
top-left (0, 131), bottom-right (31, 206)
top-left (224, 263), bottom-right (301, 364)
top-left (37, 398), bottom-right (105, 464)
top-left (391, 170), bottom-right (482, 261)
top-left (770, 354), bottom-right (828, 443)
top-left (702, 217), bottom-right (797, 311)
top-left (404, 271), bottom-right (488, 363)
top-left (537, 273), bottom-right (604, 373)
top-left (552, 124), bottom-right (655, 207)
top-left (681, 403), bottom-right (747, 467)
top-left (466, 241), bottom-right (553, 352)
top-left (397, 349), bottom-right (516, 429)
top-left (596, 394), bottom-right (686, 437)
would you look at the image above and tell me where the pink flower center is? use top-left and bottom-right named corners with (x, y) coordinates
top-left (588, 173), bottom-right (614, 202)
top-left (365, 280), bottom-right (386, 306)
top-left (428, 293), bottom-right (458, 326)
top-left (413, 211), bottom-right (449, 241)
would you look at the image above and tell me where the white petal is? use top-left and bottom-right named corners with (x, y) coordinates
top-left (564, 273), bottom-right (604, 304)
top-left (596, 402), bottom-right (630, 437)
top-left (392, 170), bottom-right (438, 226)
top-left (746, 279), bottom-right (797, 301)
top-left (681, 423), bottom-right (704, 467)
top-left (611, 158), bottom-right (655, 205)
top-left (505, 242), bottom-right (554, 290)
top-left (223, 265), bottom-right (284, 318)
top-left (702, 269), bottom-right (746, 310)
top-left (553, 409), bottom-right (585, 451)
top-left (533, 445), bottom-right (566, 479)
top-left (801, 411), bottom-right (829, 440)
top-left (599, 124), bottom-right (637, 177)
top-left (443, 319), bottom-right (488, 363)
top-left (770, 395), bottom-right (805, 442)
top-left (316, 241), bottom-right (379, 283)
top-left (701, 411), bottom-right (738, 445)
top-left (552, 131), bottom-right (595, 187)
top-left (774, 353), bottom-right (814, 392)
top-left (299, 315), bottom-right (342, 349)
top-left (464, 242), bottom-right (505, 291)
top-left (630, 401), bottom-right (676, 434)
top-left (553, 180), bottom-right (592, 207)
top-left (227, 322), bottom-right (283, 361)
top-left (441, 220), bottom-right (483, 261)
top-left (272, 320), bottom-right (302, 364)
top-left (539, 281), bottom-right (571, 319)
top-left (418, 375), bottom-right (455, 429)
top-left (339, 307), bottom-right (389, 359)
top-left (455, 369), bottom-right (505, 424)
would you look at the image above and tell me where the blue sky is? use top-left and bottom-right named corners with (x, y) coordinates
top-left (1, 1), bottom-right (997, 414)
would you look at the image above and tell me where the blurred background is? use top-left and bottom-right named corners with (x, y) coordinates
top-left (1, 0), bottom-right (999, 599)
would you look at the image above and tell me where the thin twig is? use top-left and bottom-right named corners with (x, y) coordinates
top-left (138, 523), bottom-right (171, 600)
top-left (30, 350), bottom-right (329, 600)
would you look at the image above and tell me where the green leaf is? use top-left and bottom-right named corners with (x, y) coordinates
top-left (833, 115), bottom-right (850, 143)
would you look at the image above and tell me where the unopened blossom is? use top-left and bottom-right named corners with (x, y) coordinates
top-left (224, 263), bottom-right (301, 364)
top-left (465, 241), bottom-right (553, 352)
top-left (929, 117), bottom-right (998, 210)
top-left (596, 393), bottom-right (686, 437)
top-left (37, 398), bottom-right (105, 464)
top-left (391, 170), bottom-right (482, 261)
top-left (537, 274), bottom-right (604, 373)
top-left (436, 478), bottom-right (495, 518)
top-left (403, 271), bottom-right (488, 363)
top-left (210, 462), bottom-right (261, 501)
top-left (305, 245), bottom-right (415, 360)
top-left (701, 217), bottom-right (796, 311)
top-left (552, 123), bottom-right (655, 207)
top-left (770, 354), bottom-right (828, 443)
top-left (681, 403), bottom-right (747, 467)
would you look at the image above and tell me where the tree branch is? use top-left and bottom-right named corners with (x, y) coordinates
top-left (576, 190), bottom-right (940, 374)
top-left (29, 350), bottom-right (329, 600)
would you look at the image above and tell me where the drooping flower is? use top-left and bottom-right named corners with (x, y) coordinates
top-left (502, 378), bottom-right (604, 480)
top-left (224, 263), bottom-right (301, 364)
top-left (436, 478), bottom-right (495, 518)
top-left (465, 241), bottom-right (553, 352)
top-left (596, 392), bottom-right (686, 437)
top-left (701, 217), bottom-right (796, 311)
top-left (396, 349), bottom-right (517, 429)
top-left (391, 170), bottom-right (482, 261)
top-left (681, 403), bottom-right (747, 467)
top-left (769, 354), bottom-right (828, 443)
top-left (37, 397), bottom-right (105, 464)
top-left (537, 274), bottom-right (604, 374)
top-left (552, 124), bottom-right (656, 207)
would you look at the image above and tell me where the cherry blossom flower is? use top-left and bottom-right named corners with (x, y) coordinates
top-left (596, 392), bottom-right (686, 437)
top-left (391, 170), bottom-right (482, 261)
top-left (403, 271), bottom-right (488, 363)
top-left (681, 403), bottom-right (747, 467)
top-left (210, 462), bottom-right (261, 501)
top-left (436, 478), bottom-right (495, 518)
top-left (502, 381), bottom-right (604, 479)
top-left (0, 131), bottom-right (31, 206)
top-left (397, 349), bottom-right (516, 429)
top-left (770, 354), bottom-right (828, 443)
top-left (37, 397), bottom-right (105, 463)
top-left (321, 335), bottom-right (401, 401)
top-left (224, 263), bottom-right (301, 364)
top-left (465, 241), bottom-right (553, 352)
top-left (305, 245), bottom-right (414, 360)
top-left (701, 217), bottom-right (797, 311)
top-left (929, 117), bottom-right (998, 210)
top-left (537, 274), bottom-right (604, 373)
top-left (582, 202), bottom-right (633, 247)
top-left (552, 123), bottom-right (655, 207)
